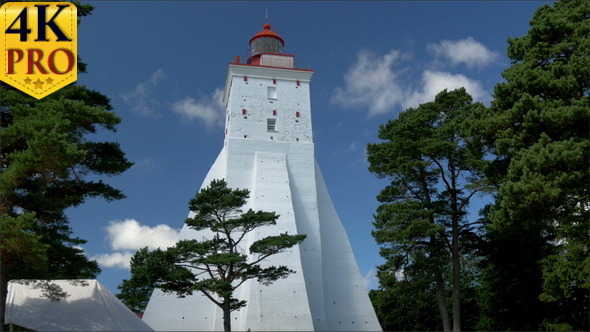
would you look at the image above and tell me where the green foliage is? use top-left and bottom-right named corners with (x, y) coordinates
top-left (117, 248), bottom-right (165, 313)
top-left (0, 213), bottom-right (48, 275)
top-left (367, 88), bottom-right (488, 331)
top-left (0, 83), bottom-right (132, 281)
top-left (365, 2), bottom-right (589, 331)
top-left (120, 179), bottom-right (305, 331)
top-left (369, 274), bottom-right (441, 331)
top-left (0, 4), bottom-right (132, 325)
top-left (476, 218), bottom-right (548, 330)
top-left (476, 1), bottom-right (590, 330)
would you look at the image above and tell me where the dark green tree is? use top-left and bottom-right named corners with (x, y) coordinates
top-left (0, 2), bottom-right (133, 325)
top-left (367, 89), bottom-right (488, 332)
top-left (475, 1), bottom-right (589, 330)
top-left (120, 179), bottom-right (306, 332)
top-left (369, 266), bottom-right (442, 331)
top-left (370, 253), bottom-right (482, 332)
top-left (116, 248), bottom-right (159, 314)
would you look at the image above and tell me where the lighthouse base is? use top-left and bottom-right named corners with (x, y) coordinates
top-left (143, 140), bottom-right (381, 331)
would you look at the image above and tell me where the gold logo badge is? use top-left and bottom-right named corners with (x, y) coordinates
top-left (1, 2), bottom-right (77, 99)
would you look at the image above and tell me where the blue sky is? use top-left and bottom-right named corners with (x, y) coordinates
top-left (66, 1), bottom-right (547, 294)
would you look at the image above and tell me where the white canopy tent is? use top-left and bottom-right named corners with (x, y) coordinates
top-left (5, 279), bottom-right (153, 331)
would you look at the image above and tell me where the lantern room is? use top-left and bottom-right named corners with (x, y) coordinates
top-left (250, 23), bottom-right (284, 55)
top-left (247, 23), bottom-right (294, 68)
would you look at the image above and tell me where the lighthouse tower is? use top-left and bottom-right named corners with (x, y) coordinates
top-left (142, 24), bottom-right (381, 332)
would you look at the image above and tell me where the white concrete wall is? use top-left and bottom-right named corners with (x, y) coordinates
top-left (143, 64), bottom-right (381, 331)
top-left (315, 163), bottom-right (381, 331)
top-left (224, 64), bottom-right (313, 144)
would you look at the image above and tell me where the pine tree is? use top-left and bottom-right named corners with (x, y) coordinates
top-left (0, 3), bottom-right (133, 325)
top-left (476, 1), bottom-right (589, 329)
top-left (367, 89), bottom-right (488, 331)
top-left (121, 179), bottom-right (306, 332)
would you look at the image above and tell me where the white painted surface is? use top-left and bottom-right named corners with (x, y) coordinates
top-left (6, 280), bottom-right (153, 331)
top-left (260, 53), bottom-right (294, 68)
top-left (143, 64), bottom-right (381, 331)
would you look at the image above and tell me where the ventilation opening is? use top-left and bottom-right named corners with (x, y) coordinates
top-left (267, 118), bottom-right (277, 131)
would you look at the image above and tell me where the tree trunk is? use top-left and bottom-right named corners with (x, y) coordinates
top-left (435, 273), bottom-right (451, 332)
top-left (450, 160), bottom-right (461, 332)
top-left (424, 176), bottom-right (451, 332)
top-left (222, 296), bottom-right (232, 332)
top-left (0, 199), bottom-right (8, 328)
top-left (451, 218), bottom-right (461, 332)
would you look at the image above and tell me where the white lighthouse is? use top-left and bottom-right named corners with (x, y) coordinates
top-left (142, 23), bottom-right (381, 332)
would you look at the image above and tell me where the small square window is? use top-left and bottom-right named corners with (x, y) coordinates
top-left (267, 86), bottom-right (277, 99)
top-left (267, 118), bottom-right (277, 131)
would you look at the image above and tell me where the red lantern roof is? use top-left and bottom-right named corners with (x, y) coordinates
top-left (249, 23), bottom-right (285, 45)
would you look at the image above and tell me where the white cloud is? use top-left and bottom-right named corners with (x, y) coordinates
top-left (428, 37), bottom-right (498, 69)
top-left (332, 49), bottom-right (491, 116)
top-left (361, 268), bottom-right (378, 291)
top-left (134, 157), bottom-right (160, 172)
top-left (90, 219), bottom-right (180, 270)
top-left (91, 251), bottom-right (135, 269)
top-left (331, 50), bottom-right (408, 117)
top-left (121, 69), bottom-right (167, 116)
top-left (106, 219), bottom-right (179, 251)
top-left (404, 70), bottom-right (488, 109)
top-left (148, 69), bottom-right (166, 85)
top-left (172, 88), bottom-right (225, 129)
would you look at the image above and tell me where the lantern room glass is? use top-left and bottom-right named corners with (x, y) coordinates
top-left (250, 37), bottom-right (283, 56)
